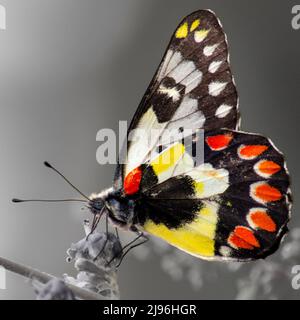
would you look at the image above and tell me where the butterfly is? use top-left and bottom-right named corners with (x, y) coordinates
top-left (88, 9), bottom-right (291, 262)
top-left (15, 10), bottom-right (292, 262)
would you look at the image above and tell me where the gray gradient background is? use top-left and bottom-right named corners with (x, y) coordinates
top-left (0, 0), bottom-right (299, 299)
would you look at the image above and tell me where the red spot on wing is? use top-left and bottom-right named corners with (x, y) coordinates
top-left (124, 167), bottom-right (142, 195)
top-left (228, 226), bottom-right (260, 250)
top-left (249, 210), bottom-right (276, 232)
top-left (206, 134), bottom-right (233, 151)
top-left (258, 160), bottom-right (281, 176)
top-left (238, 145), bottom-right (268, 159)
top-left (254, 183), bottom-right (282, 203)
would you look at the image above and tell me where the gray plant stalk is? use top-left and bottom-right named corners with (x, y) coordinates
top-left (0, 220), bottom-right (122, 300)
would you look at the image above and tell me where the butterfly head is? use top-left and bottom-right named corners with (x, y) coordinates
top-left (88, 188), bottom-right (136, 231)
top-left (88, 188), bottom-right (113, 215)
top-left (88, 197), bottom-right (105, 215)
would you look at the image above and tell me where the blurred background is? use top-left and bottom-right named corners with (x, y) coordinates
top-left (0, 0), bottom-right (299, 299)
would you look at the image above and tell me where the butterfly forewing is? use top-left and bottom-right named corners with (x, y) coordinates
top-left (120, 10), bottom-right (239, 179)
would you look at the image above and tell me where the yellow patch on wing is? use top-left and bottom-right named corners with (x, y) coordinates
top-left (175, 22), bottom-right (188, 38)
top-left (190, 19), bottom-right (200, 31)
top-left (143, 202), bottom-right (218, 258)
top-left (194, 181), bottom-right (204, 195)
top-left (151, 143), bottom-right (185, 182)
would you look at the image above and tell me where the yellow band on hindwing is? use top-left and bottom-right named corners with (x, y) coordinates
top-left (143, 202), bottom-right (218, 258)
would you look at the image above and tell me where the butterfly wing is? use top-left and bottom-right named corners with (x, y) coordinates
top-left (115, 10), bottom-right (239, 188)
top-left (112, 10), bottom-right (291, 261)
top-left (133, 129), bottom-right (291, 261)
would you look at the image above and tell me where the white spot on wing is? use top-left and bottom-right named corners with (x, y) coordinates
top-left (203, 44), bottom-right (218, 56)
top-left (209, 60), bottom-right (223, 73)
top-left (219, 246), bottom-right (232, 257)
top-left (208, 81), bottom-right (228, 96)
top-left (158, 84), bottom-right (181, 102)
top-left (215, 104), bottom-right (233, 118)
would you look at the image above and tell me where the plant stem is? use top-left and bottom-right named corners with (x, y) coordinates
top-left (0, 255), bottom-right (105, 300)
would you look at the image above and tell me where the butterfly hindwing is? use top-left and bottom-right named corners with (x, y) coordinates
top-left (118, 10), bottom-right (239, 181)
top-left (205, 130), bottom-right (291, 260)
top-left (133, 129), bottom-right (291, 261)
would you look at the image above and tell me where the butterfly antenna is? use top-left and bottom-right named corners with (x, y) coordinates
top-left (12, 198), bottom-right (87, 203)
top-left (44, 161), bottom-right (89, 200)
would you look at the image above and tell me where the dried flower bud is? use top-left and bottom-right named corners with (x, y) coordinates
top-left (33, 278), bottom-right (75, 300)
top-left (65, 224), bottom-right (122, 299)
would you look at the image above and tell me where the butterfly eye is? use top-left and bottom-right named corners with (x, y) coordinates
top-left (90, 199), bottom-right (104, 211)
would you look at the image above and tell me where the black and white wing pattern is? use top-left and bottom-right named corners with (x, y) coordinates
top-left (116, 10), bottom-right (239, 184)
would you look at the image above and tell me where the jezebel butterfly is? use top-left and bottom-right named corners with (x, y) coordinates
top-left (102, 10), bottom-right (291, 261)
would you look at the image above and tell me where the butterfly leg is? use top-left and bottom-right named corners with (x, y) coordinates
top-left (115, 227), bottom-right (120, 241)
top-left (106, 232), bottom-right (149, 268)
top-left (116, 235), bottom-right (149, 268)
top-left (86, 206), bottom-right (105, 240)
top-left (93, 213), bottom-right (110, 261)
top-left (86, 214), bottom-right (97, 240)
